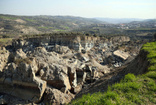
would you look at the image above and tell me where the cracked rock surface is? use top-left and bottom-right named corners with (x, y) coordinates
top-left (0, 35), bottom-right (141, 104)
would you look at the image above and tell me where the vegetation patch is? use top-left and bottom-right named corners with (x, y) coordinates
top-left (38, 26), bottom-right (53, 29)
top-left (142, 41), bottom-right (156, 71)
top-left (0, 38), bottom-right (13, 46)
top-left (0, 16), bottom-right (17, 20)
top-left (24, 18), bottom-right (36, 22)
top-left (70, 41), bottom-right (156, 105)
top-left (54, 29), bottom-right (66, 32)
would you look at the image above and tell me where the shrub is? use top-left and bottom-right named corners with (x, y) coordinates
top-left (144, 71), bottom-right (156, 79)
top-left (122, 73), bottom-right (136, 82)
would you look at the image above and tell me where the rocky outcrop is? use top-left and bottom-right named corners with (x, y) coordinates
top-left (0, 76), bottom-right (46, 103)
top-left (53, 45), bottom-right (71, 54)
top-left (0, 35), bottom-right (140, 104)
top-left (110, 36), bottom-right (130, 44)
top-left (0, 47), bottom-right (9, 72)
top-left (122, 49), bottom-right (149, 75)
top-left (113, 50), bottom-right (130, 61)
top-left (0, 49), bottom-right (46, 102)
top-left (12, 35), bottom-right (100, 52)
top-left (0, 45), bottom-right (111, 104)
top-left (44, 87), bottom-right (74, 105)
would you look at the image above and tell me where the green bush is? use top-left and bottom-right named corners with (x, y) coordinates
top-left (144, 71), bottom-right (156, 79)
top-left (121, 73), bottom-right (136, 82)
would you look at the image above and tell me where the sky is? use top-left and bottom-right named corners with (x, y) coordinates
top-left (0, 0), bottom-right (156, 19)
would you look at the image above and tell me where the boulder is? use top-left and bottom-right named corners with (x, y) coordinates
top-left (3, 63), bottom-right (16, 77)
top-left (14, 49), bottom-right (27, 60)
top-left (0, 56), bottom-right (46, 103)
top-left (0, 77), bottom-right (46, 103)
top-left (33, 47), bottom-right (72, 92)
top-left (71, 83), bottom-right (82, 94)
top-left (113, 50), bottom-right (130, 61)
top-left (53, 45), bottom-right (70, 54)
top-left (44, 87), bottom-right (74, 105)
top-left (41, 63), bottom-right (71, 93)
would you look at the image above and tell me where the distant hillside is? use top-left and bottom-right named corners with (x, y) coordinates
top-left (74, 18), bottom-right (156, 39)
top-left (95, 17), bottom-right (145, 24)
top-left (128, 19), bottom-right (156, 28)
top-left (0, 14), bottom-right (103, 37)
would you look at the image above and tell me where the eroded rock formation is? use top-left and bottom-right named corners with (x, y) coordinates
top-left (0, 35), bottom-right (141, 104)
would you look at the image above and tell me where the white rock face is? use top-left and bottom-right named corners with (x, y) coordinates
top-left (14, 48), bottom-right (27, 60)
top-left (0, 47), bottom-right (9, 72)
top-left (113, 50), bottom-right (130, 60)
top-left (0, 35), bottom-right (136, 104)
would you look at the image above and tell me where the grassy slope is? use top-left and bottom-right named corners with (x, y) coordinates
top-left (70, 42), bottom-right (156, 105)
top-left (0, 14), bottom-right (102, 37)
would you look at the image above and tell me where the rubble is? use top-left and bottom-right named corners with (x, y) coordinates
top-left (0, 35), bottom-right (140, 104)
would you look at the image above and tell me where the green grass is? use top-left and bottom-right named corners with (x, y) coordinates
top-left (38, 27), bottom-right (53, 29)
top-left (0, 38), bottom-right (13, 46)
top-left (54, 29), bottom-right (66, 32)
top-left (70, 41), bottom-right (156, 105)
top-left (24, 18), bottom-right (36, 22)
top-left (126, 28), bottom-right (156, 31)
top-left (38, 26), bottom-right (53, 29)
top-left (142, 41), bottom-right (156, 71)
top-left (0, 16), bottom-right (17, 20)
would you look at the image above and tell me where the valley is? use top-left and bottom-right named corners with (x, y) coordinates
top-left (0, 14), bottom-right (156, 105)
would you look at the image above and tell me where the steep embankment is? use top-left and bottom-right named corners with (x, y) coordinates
top-left (71, 41), bottom-right (156, 105)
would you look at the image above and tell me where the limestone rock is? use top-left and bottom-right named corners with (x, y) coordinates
top-left (14, 48), bottom-right (27, 61)
top-left (0, 55), bottom-right (46, 103)
top-left (0, 77), bottom-right (46, 103)
top-left (44, 87), bottom-right (74, 105)
top-left (41, 63), bottom-right (71, 93)
top-left (4, 63), bottom-right (16, 77)
top-left (0, 47), bottom-right (9, 72)
top-left (110, 36), bottom-right (130, 44)
top-left (113, 50), bottom-right (130, 61)
top-left (53, 44), bottom-right (70, 54)
top-left (71, 84), bottom-right (82, 94)
top-left (68, 67), bottom-right (77, 87)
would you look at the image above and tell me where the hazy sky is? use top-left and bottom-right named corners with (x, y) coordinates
top-left (0, 0), bottom-right (156, 19)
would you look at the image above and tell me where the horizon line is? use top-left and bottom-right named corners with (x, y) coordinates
top-left (0, 13), bottom-right (156, 20)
